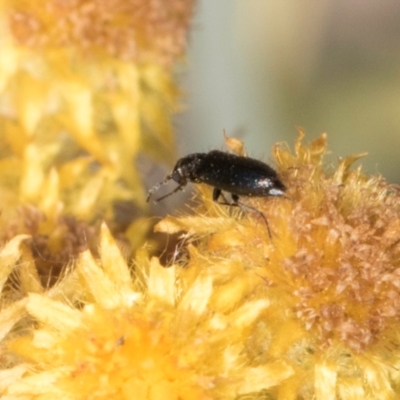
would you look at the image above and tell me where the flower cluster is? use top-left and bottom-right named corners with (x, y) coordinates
top-left (0, 1), bottom-right (399, 399)
top-left (2, 132), bottom-right (400, 399)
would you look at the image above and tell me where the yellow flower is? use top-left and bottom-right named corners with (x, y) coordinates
top-left (2, 224), bottom-right (287, 399)
top-left (156, 131), bottom-right (400, 399)
top-left (4, 132), bottom-right (398, 399)
top-left (0, 0), bottom-right (194, 212)
top-left (0, 0), bottom-right (195, 284)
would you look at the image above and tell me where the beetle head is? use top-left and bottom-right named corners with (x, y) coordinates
top-left (146, 153), bottom-right (205, 203)
top-left (171, 154), bottom-right (205, 184)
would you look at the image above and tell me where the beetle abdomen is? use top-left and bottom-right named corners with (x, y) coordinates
top-left (193, 150), bottom-right (285, 197)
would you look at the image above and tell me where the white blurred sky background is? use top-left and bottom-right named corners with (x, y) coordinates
top-left (176, 0), bottom-right (400, 183)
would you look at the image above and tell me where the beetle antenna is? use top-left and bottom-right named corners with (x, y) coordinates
top-left (155, 184), bottom-right (185, 202)
top-left (146, 174), bottom-right (173, 202)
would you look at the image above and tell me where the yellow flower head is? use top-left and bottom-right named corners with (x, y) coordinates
top-left (156, 131), bottom-right (400, 399)
top-left (0, 0), bottom-right (195, 272)
top-left (2, 224), bottom-right (281, 399)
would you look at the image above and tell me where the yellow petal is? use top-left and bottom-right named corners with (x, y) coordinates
top-left (0, 364), bottom-right (28, 393)
top-left (16, 73), bottom-right (47, 135)
top-left (314, 360), bottom-right (337, 400)
top-left (6, 370), bottom-right (65, 397)
top-left (148, 257), bottom-right (176, 305)
top-left (179, 275), bottom-right (213, 315)
top-left (62, 80), bottom-right (93, 138)
top-left (0, 36), bottom-right (19, 92)
top-left (99, 222), bottom-right (132, 288)
top-left (18, 243), bottom-right (43, 295)
top-left (20, 144), bottom-right (44, 201)
top-left (78, 249), bottom-right (140, 308)
top-left (39, 168), bottom-right (61, 220)
top-left (0, 235), bottom-right (29, 293)
top-left (155, 216), bottom-right (235, 235)
top-left (237, 362), bottom-right (295, 394)
top-left (26, 293), bottom-right (82, 331)
top-left (232, 299), bottom-right (270, 329)
top-left (0, 299), bottom-right (27, 341)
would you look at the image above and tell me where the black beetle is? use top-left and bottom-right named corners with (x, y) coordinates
top-left (147, 150), bottom-right (286, 236)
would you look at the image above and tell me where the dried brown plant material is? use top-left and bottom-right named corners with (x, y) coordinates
top-left (0, 205), bottom-right (97, 288)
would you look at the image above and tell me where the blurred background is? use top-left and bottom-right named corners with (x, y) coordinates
top-left (176, 0), bottom-right (400, 183)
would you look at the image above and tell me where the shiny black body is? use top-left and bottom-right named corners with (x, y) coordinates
top-left (146, 150), bottom-right (286, 203)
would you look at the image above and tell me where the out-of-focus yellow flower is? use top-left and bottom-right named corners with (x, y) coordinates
top-left (5, 0), bottom-right (193, 66)
top-left (156, 131), bottom-right (400, 399)
top-left (0, 0), bottom-right (194, 209)
top-left (0, 0), bottom-right (195, 284)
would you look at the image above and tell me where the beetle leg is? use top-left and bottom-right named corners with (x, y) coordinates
top-left (219, 192), bottom-right (272, 238)
top-left (212, 190), bottom-right (272, 238)
top-left (235, 200), bottom-right (272, 239)
top-left (213, 188), bottom-right (235, 206)
top-left (212, 188), bottom-right (222, 202)
top-left (212, 188), bottom-right (238, 207)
